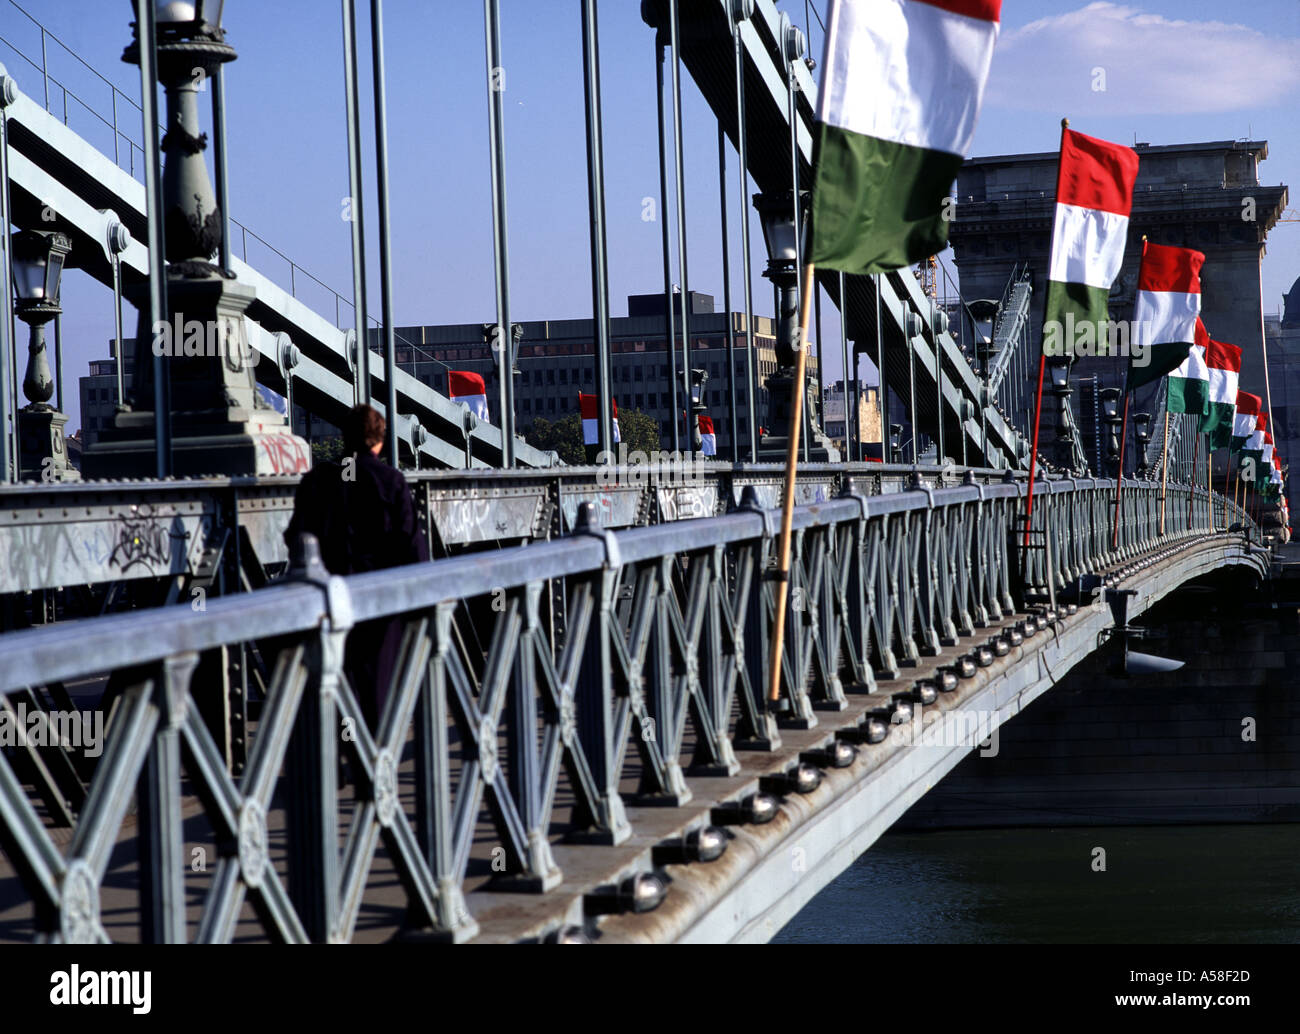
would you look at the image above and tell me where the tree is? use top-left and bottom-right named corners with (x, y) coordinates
top-left (523, 415), bottom-right (585, 465)
top-left (311, 436), bottom-right (346, 464)
top-left (522, 408), bottom-right (662, 466)
top-left (617, 408), bottom-right (661, 458)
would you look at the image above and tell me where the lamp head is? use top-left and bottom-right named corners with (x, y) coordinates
top-left (156, 0), bottom-right (224, 29)
top-left (752, 190), bottom-right (809, 268)
top-left (1100, 386), bottom-right (1121, 422)
top-left (1048, 360), bottom-right (1071, 391)
top-left (10, 229), bottom-right (71, 308)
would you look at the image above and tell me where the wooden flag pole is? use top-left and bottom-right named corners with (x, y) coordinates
top-left (1111, 391), bottom-right (1130, 549)
top-left (767, 262), bottom-right (817, 703)
top-left (1209, 444), bottom-right (1215, 529)
top-left (1025, 117), bottom-right (1071, 551)
top-left (1159, 405), bottom-right (1170, 534)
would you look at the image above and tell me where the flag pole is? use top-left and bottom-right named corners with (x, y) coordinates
top-left (767, 261), bottom-right (817, 703)
top-left (1025, 117), bottom-right (1070, 550)
top-left (1209, 442), bottom-right (1215, 530)
top-left (1112, 390), bottom-right (1130, 549)
top-left (1159, 401), bottom-right (1170, 534)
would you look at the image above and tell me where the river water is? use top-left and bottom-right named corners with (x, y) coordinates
top-left (773, 824), bottom-right (1300, 943)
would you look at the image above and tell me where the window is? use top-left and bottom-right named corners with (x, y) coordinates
top-left (547, 369), bottom-right (556, 385)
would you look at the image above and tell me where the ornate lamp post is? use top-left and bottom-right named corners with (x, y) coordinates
top-left (888, 423), bottom-right (903, 465)
top-left (84, 1), bottom-right (310, 477)
top-left (1048, 358), bottom-right (1074, 471)
top-left (11, 229), bottom-right (78, 481)
top-left (751, 189), bottom-right (837, 462)
top-left (1100, 386), bottom-right (1122, 476)
top-left (1134, 412), bottom-right (1151, 478)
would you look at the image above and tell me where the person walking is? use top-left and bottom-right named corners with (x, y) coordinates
top-left (285, 404), bottom-right (428, 732)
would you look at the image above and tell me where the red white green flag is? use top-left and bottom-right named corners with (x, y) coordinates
top-left (449, 370), bottom-right (489, 421)
top-left (697, 414), bottom-right (717, 457)
top-left (809, 0), bottom-right (1002, 273)
top-left (1127, 241), bottom-right (1204, 391)
top-left (1167, 317), bottom-right (1210, 415)
top-left (579, 394), bottom-right (619, 446)
top-left (1043, 128), bottom-right (1139, 359)
top-left (1199, 340), bottom-right (1242, 449)
top-left (1232, 392), bottom-right (1262, 452)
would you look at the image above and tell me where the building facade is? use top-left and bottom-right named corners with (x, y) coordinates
top-left (78, 339), bottom-right (134, 449)
top-left (822, 380), bottom-right (882, 459)
top-left (392, 292), bottom-right (822, 460)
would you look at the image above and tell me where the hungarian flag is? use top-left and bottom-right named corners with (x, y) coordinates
top-left (808, 0), bottom-right (1001, 274)
top-left (579, 393), bottom-right (619, 446)
top-left (1127, 241), bottom-right (1204, 391)
top-left (1242, 411), bottom-right (1268, 478)
top-left (449, 370), bottom-right (489, 421)
top-left (1199, 340), bottom-right (1242, 449)
top-left (1167, 318), bottom-right (1210, 416)
top-left (1231, 391), bottom-right (1262, 453)
top-left (1043, 128), bottom-right (1139, 359)
top-left (697, 414), bottom-right (717, 456)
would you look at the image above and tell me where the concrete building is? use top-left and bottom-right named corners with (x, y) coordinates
top-left (951, 140), bottom-right (1288, 468)
top-left (822, 380), bottom-right (881, 460)
top-left (392, 292), bottom-right (823, 459)
top-left (78, 339), bottom-right (134, 449)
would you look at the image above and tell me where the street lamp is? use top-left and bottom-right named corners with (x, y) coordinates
top-left (85, 2), bottom-right (310, 477)
top-left (156, 1), bottom-right (226, 35)
top-left (1100, 386), bottom-right (1122, 473)
top-left (889, 423), bottom-right (903, 465)
top-left (1048, 358), bottom-right (1074, 470)
top-left (1134, 412), bottom-right (1151, 477)
top-left (752, 190), bottom-right (838, 461)
top-left (753, 189), bottom-right (807, 370)
top-left (11, 229), bottom-right (77, 480)
top-left (689, 367), bottom-right (707, 450)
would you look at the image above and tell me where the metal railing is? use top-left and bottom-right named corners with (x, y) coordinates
top-left (0, 476), bottom-right (1259, 942)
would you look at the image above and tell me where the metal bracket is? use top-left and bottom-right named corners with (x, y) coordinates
top-left (571, 501), bottom-right (622, 571)
top-left (736, 485), bottom-right (780, 539)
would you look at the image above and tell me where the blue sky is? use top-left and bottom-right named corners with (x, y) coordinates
top-left (4, 0), bottom-right (1298, 433)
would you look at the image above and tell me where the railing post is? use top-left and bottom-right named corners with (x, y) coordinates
top-left (138, 651), bottom-right (197, 943)
top-left (413, 601), bottom-right (478, 939)
top-left (734, 486), bottom-right (782, 749)
top-left (286, 539), bottom-right (346, 942)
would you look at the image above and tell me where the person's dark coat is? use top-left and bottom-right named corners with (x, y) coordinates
top-left (284, 450), bottom-right (429, 730)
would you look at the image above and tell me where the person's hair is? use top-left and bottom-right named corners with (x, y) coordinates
top-left (343, 404), bottom-right (386, 453)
